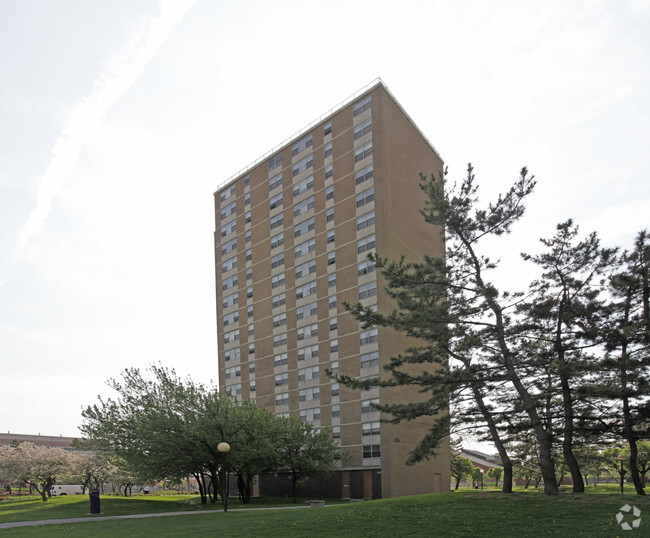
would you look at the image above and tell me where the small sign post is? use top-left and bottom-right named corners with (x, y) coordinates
top-left (89, 488), bottom-right (101, 514)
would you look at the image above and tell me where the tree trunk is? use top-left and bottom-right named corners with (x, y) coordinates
top-left (454, 476), bottom-right (461, 490)
top-left (470, 383), bottom-right (513, 493)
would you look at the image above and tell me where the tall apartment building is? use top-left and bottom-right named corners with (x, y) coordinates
top-left (214, 80), bottom-right (450, 499)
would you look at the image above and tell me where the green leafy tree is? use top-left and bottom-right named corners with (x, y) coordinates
top-left (450, 455), bottom-right (475, 490)
top-left (275, 416), bottom-right (343, 503)
top-left (486, 467), bottom-right (503, 488)
top-left (81, 365), bottom-right (279, 504)
top-left (597, 231), bottom-right (650, 495)
top-left (518, 220), bottom-right (617, 493)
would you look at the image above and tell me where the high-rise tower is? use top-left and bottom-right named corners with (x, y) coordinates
top-left (214, 80), bottom-right (449, 498)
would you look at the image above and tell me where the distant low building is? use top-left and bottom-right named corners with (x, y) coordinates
top-left (461, 448), bottom-right (501, 472)
top-left (0, 433), bottom-right (79, 449)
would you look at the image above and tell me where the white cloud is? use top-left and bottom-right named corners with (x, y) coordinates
top-left (1, 0), bottom-right (196, 290)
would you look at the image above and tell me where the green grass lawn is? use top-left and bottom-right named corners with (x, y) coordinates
top-left (1, 488), bottom-right (648, 537)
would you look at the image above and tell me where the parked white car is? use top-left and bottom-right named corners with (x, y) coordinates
top-left (50, 485), bottom-right (83, 496)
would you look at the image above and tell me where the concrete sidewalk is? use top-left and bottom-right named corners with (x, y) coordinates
top-left (0, 504), bottom-right (321, 529)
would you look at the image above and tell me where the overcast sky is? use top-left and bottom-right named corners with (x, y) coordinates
top-left (1, 0), bottom-right (648, 446)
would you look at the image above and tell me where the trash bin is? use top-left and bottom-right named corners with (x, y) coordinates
top-left (89, 488), bottom-right (101, 514)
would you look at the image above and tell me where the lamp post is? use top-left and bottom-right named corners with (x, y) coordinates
top-left (218, 442), bottom-right (231, 512)
top-left (480, 469), bottom-right (484, 491)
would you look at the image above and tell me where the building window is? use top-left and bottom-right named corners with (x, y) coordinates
top-left (355, 164), bottom-right (374, 185)
top-left (295, 260), bottom-right (316, 279)
top-left (332, 404), bottom-right (340, 418)
top-left (273, 313), bottom-right (287, 327)
top-left (273, 333), bottom-right (287, 347)
top-left (331, 383), bottom-right (340, 396)
top-left (294, 217), bottom-right (315, 238)
top-left (274, 353), bottom-right (288, 366)
top-left (296, 280), bottom-right (317, 300)
top-left (275, 372), bottom-right (288, 386)
top-left (298, 344), bottom-right (319, 361)
top-left (323, 121), bottom-right (332, 136)
top-left (294, 196), bottom-right (315, 217)
top-left (292, 154), bottom-right (314, 176)
top-left (325, 186), bottom-right (334, 201)
top-left (358, 260), bottom-right (376, 276)
top-left (272, 292), bottom-right (286, 309)
top-left (271, 232), bottom-right (284, 249)
top-left (246, 248), bottom-right (252, 262)
top-left (292, 134), bottom-right (313, 156)
top-left (222, 275), bottom-right (238, 291)
top-left (271, 253), bottom-right (285, 268)
top-left (360, 328), bottom-right (379, 346)
top-left (249, 343), bottom-right (256, 355)
top-left (244, 175), bottom-right (250, 187)
top-left (327, 230), bottom-right (335, 244)
top-left (223, 311), bottom-right (239, 326)
top-left (325, 164), bottom-right (333, 179)
top-left (328, 295), bottom-right (337, 310)
top-left (244, 192), bottom-right (251, 206)
top-left (276, 392), bottom-right (289, 405)
top-left (247, 305), bottom-right (254, 318)
top-left (329, 318), bottom-right (338, 331)
top-left (300, 407), bottom-right (321, 423)
top-left (296, 301), bottom-right (318, 320)
top-left (221, 255), bottom-right (237, 274)
top-left (249, 380), bottom-right (256, 393)
top-left (357, 234), bottom-right (376, 254)
top-left (225, 366), bottom-right (241, 379)
top-left (270, 213), bottom-right (284, 230)
top-left (324, 141), bottom-right (333, 158)
top-left (223, 328), bottom-right (239, 343)
top-left (222, 292), bottom-right (238, 309)
top-left (359, 282), bottom-right (377, 300)
top-left (270, 192), bottom-right (283, 210)
top-left (353, 95), bottom-right (371, 116)
top-left (246, 286), bottom-right (253, 299)
top-left (326, 207), bottom-right (334, 223)
top-left (249, 361), bottom-right (255, 373)
top-left (354, 141), bottom-right (373, 162)
top-left (269, 153), bottom-right (282, 171)
top-left (327, 252), bottom-right (335, 266)
top-left (220, 201), bottom-right (236, 220)
top-left (269, 172), bottom-right (283, 191)
top-left (363, 445), bottom-right (381, 458)
top-left (361, 351), bottom-right (379, 368)
top-left (245, 230), bottom-right (252, 243)
top-left (354, 118), bottom-right (372, 140)
top-left (362, 398), bottom-right (380, 414)
top-left (356, 187), bottom-right (374, 208)
top-left (220, 220), bottom-right (237, 237)
top-left (293, 175), bottom-right (314, 197)
top-left (299, 387), bottom-right (320, 402)
top-left (330, 339), bottom-right (339, 353)
top-left (295, 238), bottom-right (316, 259)
top-left (271, 273), bottom-right (285, 288)
top-left (330, 360), bottom-right (339, 375)
top-left (297, 323), bottom-right (318, 340)
top-left (224, 348), bottom-right (241, 362)
top-left (328, 273), bottom-right (336, 287)
top-left (219, 184), bottom-right (236, 203)
top-left (246, 268), bottom-right (253, 280)
top-left (226, 383), bottom-right (242, 396)
top-left (248, 323), bottom-right (254, 336)
top-left (221, 238), bottom-right (237, 256)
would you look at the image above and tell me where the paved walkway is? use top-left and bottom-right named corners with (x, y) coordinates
top-left (0, 504), bottom-right (323, 529)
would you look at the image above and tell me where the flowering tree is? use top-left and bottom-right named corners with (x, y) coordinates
top-left (0, 442), bottom-right (74, 501)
